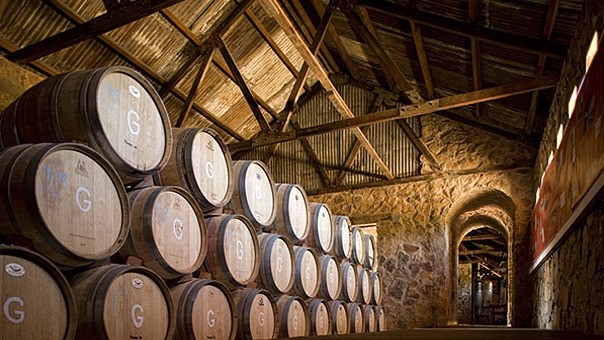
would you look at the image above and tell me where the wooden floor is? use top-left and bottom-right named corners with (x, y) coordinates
top-left (312, 328), bottom-right (604, 339)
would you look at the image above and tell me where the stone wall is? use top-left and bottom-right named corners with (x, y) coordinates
top-left (310, 114), bottom-right (536, 329)
top-left (458, 263), bottom-right (472, 324)
top-left (531, 0), bottom-right (604, 335)
top-left (0, 56), bottom-right (44, 111)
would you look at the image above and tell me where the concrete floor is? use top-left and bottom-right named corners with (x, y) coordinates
top-left (312, 328), bottom-right (604, 339)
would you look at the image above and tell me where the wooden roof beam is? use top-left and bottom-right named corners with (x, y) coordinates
top-left (396, 119), bottom-right (441, 171)
top-left (219, 38), bottom-right (271, 132)
top-left (339, 0), bottom-right (419, 100)
top-left (229, 75), bottom-right (558, 151)
top-left (175, 48), bottom-right (215, 127)
top-left (335, 94), bottom-right (384, 185)
top-left (469, 0), bottom-right (483, 118)
top-left (158, 0), bottom-right (255, 98)
top-left (410, 22), bottom-right (435, 100)
top-left (263, 0), bottom-right (394, 180)
top-left (291, 120), bottom-right (333, 187)
top-left (244, 8), bottom-right (300, 81)
top-left (311, 0), bottom-right (360, 80)
top-left (7, 0), bottom-right (183, 64)
top-left (525, 0), bottom-right (560, 135)
top-left (264, 0), bottom-right (336, 165)
top-left (358, 0), bottom-right (568, 59)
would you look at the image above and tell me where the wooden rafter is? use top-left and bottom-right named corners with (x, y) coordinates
top-left (263, 0), bottom-right (395, 180)
top-left (263, 0), bottom-right (336, 165)
top-left (219, 38), bottom-right (271, 132)
top-left (8, 0), bottom-right (182, 64)
top-left (396, 119), bottom-right (441, 171)
top-left (311, 0), bottom-right (360, 79)
top-left (525, 0), bottom-right (560, 135)
top-left (468, 0), bottom-right (483, 118)
top-left (335, 94), bottom-right (384, 186)
top-left (158, 0), bottom-right (255, 100)
top-left (229, 75), bottom-right (558, 151)
top-left (358, 0), bottom-right (567, 59)
top-left (338, 0), bottom-right (416, 98)
top-left (283, 0), bottom-right (340, 74)
top-left (410, 21), bottom-right (435, 99)
top-left (160, 5), bottom-right (278, 120)
top-left (244, 8), bottom-right (299, 79)
top-left (175, 48), bottom-right (215, 127)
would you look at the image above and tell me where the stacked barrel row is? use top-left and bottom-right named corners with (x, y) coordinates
top-left (0, 66), bottom-right (384, 339)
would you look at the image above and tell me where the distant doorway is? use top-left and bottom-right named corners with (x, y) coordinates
top-left (457, 227), bottom-right (508, 325)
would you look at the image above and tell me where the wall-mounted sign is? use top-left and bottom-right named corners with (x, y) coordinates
top-left (530, 37), bottom-right (604, 272)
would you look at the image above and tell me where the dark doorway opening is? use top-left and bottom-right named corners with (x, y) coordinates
top-left (457, 227), bottom-right (508, 325)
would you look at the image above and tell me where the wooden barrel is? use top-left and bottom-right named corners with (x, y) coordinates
top-left (70, 264), bottom-right (175, 340)
top-left (363, 305), bottom-right (377, 332)
top-left (371, 272), bottom-right (383, 305)
top-left (170, 279), bottom-right (236, 340)
top-left (292, 246), bottom-right (320, 299)
top-left (120, 186), bottom-right (207, 279)
top-left (307, 299), bottom-right (332, 336)
top-left (204, 214), bottom-right (260, 289)
top-left (0, 143), bottom-right (129, 268)
top-left (364, 233), bottom-right (378, 271)
top-left (154, 127), bottom-right (233, 212)
top-left (318, 255), bottom-right (341, 300)
top-left (307, 203), bottom-right (334, 254)
top-left (0, 97), bottom-right (20, 146)
top-left (375, 305), bottom-right (386, 331)
top-left (328, 300), bottom-right (350, 335)
top-left (350, 227), bottom-right (365, 265)
top-left (332, 215), bottom-right (352, 259)
top-left (338, 260), bottom-right (357, 302)
top-left (347, 302), bottom-right (364, 333)
top-left (356, 266), bottom-right (373, 305)
top-left (231, 288), bottom-right (278, 340)
top-left (256, 233), bottom-right (295, 294)
top-left (273, 183), bottom-right (310, 244)
top-left (0, 245), bottom-right (77, 339)
top-left (276, 295), bottom-right (310, 338)
top-left (229, 160), bottom-right (276, 230)
top-left (0, 67), bottom-right (173, 184)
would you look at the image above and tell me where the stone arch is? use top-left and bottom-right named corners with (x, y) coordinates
top-left (447, 188), bottom-right (515, 326)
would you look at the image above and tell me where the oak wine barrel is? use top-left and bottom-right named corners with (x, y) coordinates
top-left (307, 203), bottom-right (334, 254)
top-left (170, 278), bottom-right (236, 340)
top-left (154, 127), bottom-right (233, 212)
top-left (307, 299), bottom-right (331, 336)
top-left (332, 215), bottom-right (352, 260)
top-left (120, 186), bottom-right (207, 279)
top-left (356, 266), bottom-right (373, 305)
top-left (363, 305), bottom-right (377, 332)
top-left (376, 305), bottom-right (386, 331)
top-left (0, 67), bottom-right (173, 184)
top-left (0, 143), bottom-right (129, 268)
top-left (348, 302), bottom-right (364, 333)
top-left (275, 295), bottom-right (310, 338)
top-left (256, 233), bottom-right (295, 295)
top-left (371, 272), bottom-right (383, 305)
top-left (292, 246), bottom-right (320, 299)
top-left (318, 255), bottom-right (341, 301)
top-left (229, 160), bottom-right (276, 230)
top-left (273, 184), bottom-right (310, 244)
top-left (338, 261), bottom-right (357, 302)
top-left (0, 245), bottom-right (77, 339)
top-left (0, 97), bottom-right (20, 146)
top-left (204, 214), bottom-right (260, 289)
top-left (328, 300), bottom-right (350, 335)
top-left (231, 288), bottom-right (278, 340)
top-left (70, 264), bottom-right (175, 340)
top-left (350, 227), bottom-right (365, 265)
top-left (364, 233), bottom-right (378, 271)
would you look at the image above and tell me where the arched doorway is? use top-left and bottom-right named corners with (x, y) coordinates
top-left (457, 227), bottom-right (508, 325)
top-left (447, 189), bottom-right (515, 326)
